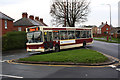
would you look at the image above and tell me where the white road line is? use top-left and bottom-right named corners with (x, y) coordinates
top-left (0, 60), bottom-right (8, 63)
top-left (116, 68), bottom-right (120, 71)
top-left (109, 65), bottom-right (116, 68)
top-left (0, 61), bottom-right (4, 63)
top-left (85, 74), bottom-right (88, 77)
top-left (0, 74), bottom-right (23, 78)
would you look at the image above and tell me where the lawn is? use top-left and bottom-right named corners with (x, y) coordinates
top-left (94, 37), bottom-right (120, 44)
top-left (19, 49), bottom-right (109, 64)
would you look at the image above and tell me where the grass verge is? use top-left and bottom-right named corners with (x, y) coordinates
top-left (94, 38), bottom-right (120, 44)
top-left (19, 49), bottom-right (109, 64)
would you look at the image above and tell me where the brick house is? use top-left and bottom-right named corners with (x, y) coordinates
top-left (98, 21), bottom-right (112, 35)
top-left (14, 12), bottom-right (47, 31)
top-left (84, 25), bottom-right (98, 34)
top-left (111, 27), bottom-right (120, 38)
top-left (0, 12), bottom-right (14, 36)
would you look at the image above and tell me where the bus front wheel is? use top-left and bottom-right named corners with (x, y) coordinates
top-left (55, 45), bottom-right (60, 52)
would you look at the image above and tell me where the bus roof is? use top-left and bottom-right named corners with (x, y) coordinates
top-left (26, 26), bottom-right (92, 32)
top-left (27, 26), bottom-right (92, 29)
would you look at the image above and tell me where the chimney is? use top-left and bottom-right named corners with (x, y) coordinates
top-left (22, 12), bottom-right (28, 18)
top-left (35, 17), bottom-right (39, 21)
top-left (101, 22), bottom-right (104, 25)
top-left (106, 21), bottom-right (107, 24)
top-left (29, 15), bottom-right (34, 20)
top-left (40, 18), bottom-right (43, 23)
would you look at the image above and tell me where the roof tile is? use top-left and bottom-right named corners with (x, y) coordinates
top-left (0, 12), bottom-right (14, 21)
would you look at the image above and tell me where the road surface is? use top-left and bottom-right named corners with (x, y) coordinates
top-left (1, 40), bottom-right (120, 79)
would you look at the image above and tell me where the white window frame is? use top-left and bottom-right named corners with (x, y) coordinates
top-left (18, 27), bottom-right (22, 31)
top-left (5, 20), bottom-right (7, 29)
top-left (106, 28), bottom-right (108, 30)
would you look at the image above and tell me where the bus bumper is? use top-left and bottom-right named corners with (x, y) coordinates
top-left (27, 49), bottom-right (45, 52)
top-left (86, 41), bottom-right (93, 45)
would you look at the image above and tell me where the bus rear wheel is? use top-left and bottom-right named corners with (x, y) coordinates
top-left (55, 45), bottom-right (60, 52)
top-left (83, 41), bottom-right (86, 48)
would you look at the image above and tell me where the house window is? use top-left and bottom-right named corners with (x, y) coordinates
top-left (18, 27), bottom-right (21, 31)
top-left (106, 31), bottom-right (108, 34)
top-left (5, 20), bottom-right (7, 29)
top-left (106, 28), bottom-right (108, 30)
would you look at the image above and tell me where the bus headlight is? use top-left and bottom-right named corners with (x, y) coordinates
top-left (27, 47), bottom-right (29, 49)
top-left (39, 47), bottom-right (44, 49)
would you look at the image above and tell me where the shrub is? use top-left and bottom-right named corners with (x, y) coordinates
top-left (2, 31), bottom-right (27, 51)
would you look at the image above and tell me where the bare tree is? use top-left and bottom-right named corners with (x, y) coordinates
top-left (50, 0), bottom-right (90, 27)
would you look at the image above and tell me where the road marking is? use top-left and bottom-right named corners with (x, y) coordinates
top-left (0, 60), bottom-right (8, 63)
top-left (0, 74), bottom-right (23, 78)
top-left (109, 65), bottom-right (116, 68)
top-left (85, 74), bottom-right (88, 77)
top-left (116, 68), bottom-right (120, 71)
top-left (0, 61), bottom-right (4, 63)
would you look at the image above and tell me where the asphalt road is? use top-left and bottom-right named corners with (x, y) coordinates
top-left (1, 40), bottom-right (120, 79)
top-left (89, 40), bottom-right (119, 59)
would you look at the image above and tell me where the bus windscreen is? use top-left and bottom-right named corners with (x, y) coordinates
top-left (27, 31), bottom-right (43, 43)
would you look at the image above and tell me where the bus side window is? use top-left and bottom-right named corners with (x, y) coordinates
top-left (60, 31), bottom-right (68, 40)
top-left (86, 30), bottom-right (91, 38)
top-left (53, 31), bottom-right (60, 40)
top-left (49, 32), bottom-right (52, 41)
top-left (75, 31), bottom-right (80, 39)
top-left (90, 31), bottom-right (92, 38)
top-left (87, 31), bottom-right (89, 38)
top-left (83, 31), bottom-right (87, 38)
top-left (80, 31), bottom-right (83, 38)
top-left (68, 31), bottom-right (75, 39)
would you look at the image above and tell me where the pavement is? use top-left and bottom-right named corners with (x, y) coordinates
top-left (94, 37), bottom-right (118, 42)
top-left (0, 40), bottom-right (120, 79)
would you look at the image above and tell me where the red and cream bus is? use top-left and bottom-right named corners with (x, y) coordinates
top-left (26, 26), bottom-right (93, 53)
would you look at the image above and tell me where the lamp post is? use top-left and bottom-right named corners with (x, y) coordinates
top-left (102, 4), bottom-right (112, 40)
top-left (107, 4), bottom-right (112, 41)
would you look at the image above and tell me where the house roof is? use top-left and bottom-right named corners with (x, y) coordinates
top-left (84, 25), bottom-right (97, 28)
top-left (14, 18), bottom-right (45, 26)
top-left (40, 21), bottom-right (48, 26)
top-left (99, 23), bottom-right (113, 28)
top-left (99, 24), bottom-right (106, 28)
top-left (0, 12), bottom-right (14, 21)
top-left (34, 20), bottom-right (46, 26)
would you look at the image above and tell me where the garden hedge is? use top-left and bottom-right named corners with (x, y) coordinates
top-left (2, 31), bottom-right (27, 51)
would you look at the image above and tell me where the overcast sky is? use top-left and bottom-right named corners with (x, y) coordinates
top-left (0, 0), bottom-right (119, 27)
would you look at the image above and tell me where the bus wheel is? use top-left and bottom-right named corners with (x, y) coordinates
top-left (83, 41), bottom-right (86, 48)
top-left (55, 45), bottom-right (60, 52)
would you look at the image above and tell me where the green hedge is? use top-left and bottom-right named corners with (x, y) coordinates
top-left (2, 31), bottom-right (27, 51)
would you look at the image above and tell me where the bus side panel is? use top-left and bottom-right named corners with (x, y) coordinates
top-left (60, 38), bottom-right (93, 49)
top-left (53, 41), bottom-right (60, 47)
top-left (76, 38), bottom-right (93, 44)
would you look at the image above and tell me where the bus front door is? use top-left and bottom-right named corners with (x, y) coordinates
top-left (44, 32), bottom-right (53, 50)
